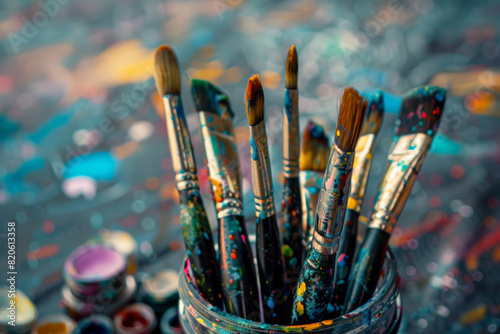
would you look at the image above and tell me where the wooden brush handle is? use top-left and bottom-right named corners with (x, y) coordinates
top-left (281, 176), bottom-right (304, 314)
top-left (218, 215), bottom-right (260, 321)
top-left (331, 209), bottom-right (359, 316)
top-left (291, 249), bottom-right (336, 325)
top-left (343, 227), bottom-right (390, 313)
top-left (257, 214), bottom-right (287, 324)
top-left (178, 188), bottom-right (223, 309)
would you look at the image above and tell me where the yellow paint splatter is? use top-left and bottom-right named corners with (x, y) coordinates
top-left (297, 282), bottom-right (306, 296)
top-left (197, 318), bottom-right (204, 324)
top-left (261, 70), bottom-right (282, 89)
top-left (296, 301), bottom-right (304, 316)
top-left (282, 245), bottom-right (294, 258)
top-left (460, 304), bottom-right (487, 326)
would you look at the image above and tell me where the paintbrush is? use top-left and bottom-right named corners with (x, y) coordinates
top-left (299, 120), bottom-right (331, 252)
top-left (291, 87), bottom-right (366, 325)
top-left (190, 79), bottom-right (260, 320)
top-left (280, 45), bottom-right (304, 310)
top-left (344, 86), bottom-right (446, 313)
top-left (331, 91), bottom-right (384, 316)
top-left (153, 46), bottom-right (223, 308)
top-left (246, 74), bottom-right (287, 324)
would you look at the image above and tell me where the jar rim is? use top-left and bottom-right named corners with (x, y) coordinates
top-left (178, 247), bottom-right (400, 332)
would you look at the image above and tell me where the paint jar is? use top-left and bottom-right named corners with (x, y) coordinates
top-left (0, 288), bottom-right (36, 334)
top-left (74, 314), bottom-right (113, 334)
top-left (139, 270), bottom-right (179, 315)
top-left (114, 303), bottom-right (157, 334)
top-left (32, 314), bottom-right (76, 334)
top-left (159, 308), bottom-right (182, 334)
top-left (178, 248), bottom-right (401, 333)
top-left (87, 229), bottom-right (138, 275)
top-left (62, 244), bottom-right (137, 319)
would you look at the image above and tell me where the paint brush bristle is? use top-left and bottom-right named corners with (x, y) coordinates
top-left (336, 87), bottom-right (366, 152)
top-left (397, 86), bottom-right (446, 137)
top-left (154, 45), bottom-right (181, 96)
top-left (191, 79), bottom-right (234, 117)
top-left (246, 74), bottom-right (264, 126)
top-left (299, 120), bottom-right (330, 172)
top-left (285, 45), bottom-right (298, 89)
top-left (360, 90), bottom-right (384, 136)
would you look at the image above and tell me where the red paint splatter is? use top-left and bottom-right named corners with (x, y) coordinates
top-left (429, 196), bottom-right (442, 208)
top-left (43, 220), bottom-right (54, 234)
top-left (450, 165), bottom-right (465, 179)
top-left (26, 244), bottom-right (60, 260)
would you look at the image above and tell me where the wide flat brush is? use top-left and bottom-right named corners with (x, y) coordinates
top-left (190, 79), bottom-right (259, 320)
top-left (299, 120), bottom-right (330, 252)
top-left (291, 87), bottom-right (365, 325)
top-left (153, 45), bottom-right (223, 308)
top-left (344, 86), bottom-right (446, 313)
top-left (331, 91), bottom-right (384, 316)
top-left (280, 45), bottom-right (304, 313)
top-left (246, 75), bottom-right (286, 324)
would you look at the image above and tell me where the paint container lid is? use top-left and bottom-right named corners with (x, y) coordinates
top-left (0, 288), bottom-right (36, 334)
top-left (62, 275), bottom-right (137, 319)
top-left (140, 270), bottom-right (178, 311)
top-left (32, 314), bottom-right (76, 334)
top-left (114, 304), bottom-right (157, 334)
top-left (88, 230), bottom-right (138, 275)
top-left (74, 314), bottom-right (113, 334)
top-left (63, 244), bottom-right (127, 300)
top-left (159, 308), bottom-right (182, 334)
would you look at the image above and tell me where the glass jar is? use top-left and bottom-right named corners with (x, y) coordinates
top-left (178, 248), bottom-right (401, 333)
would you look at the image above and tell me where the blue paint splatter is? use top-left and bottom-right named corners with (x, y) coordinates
top-left (250, 137), bottom-right (258, 161)
top-left (267, 299), bottom-right (275, 309)
top-left (284, 90), bottom-right (293, 121)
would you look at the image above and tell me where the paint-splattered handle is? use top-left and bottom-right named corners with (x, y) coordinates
top-left (257, 215), bottom-right (287, 324)
top-left (218, 215), bottom-right (260, 321)
top-left (343, 227), bottom-right (390, 313)
top-left (178, 188), bottom-right (223, 309)
top-left (291, 249), bottom-right (336, 325)
top-left (281, 176), bottom-right (304, 310)
top-left (331, 209), bottom-right (359, 317)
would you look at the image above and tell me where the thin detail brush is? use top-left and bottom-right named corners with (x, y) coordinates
top-left (331, 91), bottom-right (384, 316)
top-left (190, 79), bottom-right (259, 320)
top-left (344, 86), bottom-right (446, 313)
top-left (246, 75), bottom-right (287, 324)
top-left (281, 45), bottom-right (304, 316)
top-left (291, 87), bottom-right (365, 325)
top-left (299, 120), bottom-right (330, 251)
top-left (153, 45), bottom-right (223, 308)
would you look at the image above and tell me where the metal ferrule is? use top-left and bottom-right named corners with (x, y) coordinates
top-left (199, 111), bottom-right (243, 218)
top-left (299, 170), bottom-right (323, 231)
top-left (163, 95), bottom-right (197, 190)
top-left (311, 143), bottom-right (354, 254)
top-left (283, 89), bottom-right (299, 177)
top-left (250, 121), bottom-right (275, 218)
top-left (175, 172), bottom-right (199, 192)
top-left (369, 133), bottom-right (433, 234)
top-left (347, 133), bottom-right (376, 213)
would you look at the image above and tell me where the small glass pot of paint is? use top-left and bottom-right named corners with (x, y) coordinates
top-left (62, 244), bottom-right (137, 319)
top-left (178, 248), bottom-right (401, 333)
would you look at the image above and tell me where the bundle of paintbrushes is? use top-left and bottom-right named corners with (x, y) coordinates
top-left (153, 44), bottom-right (447, 327)
top-left (343, 86), bottom-right (447, 313)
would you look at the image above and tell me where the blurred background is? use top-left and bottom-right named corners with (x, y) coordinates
top-left (0, 0), bottom-right (499, 332)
